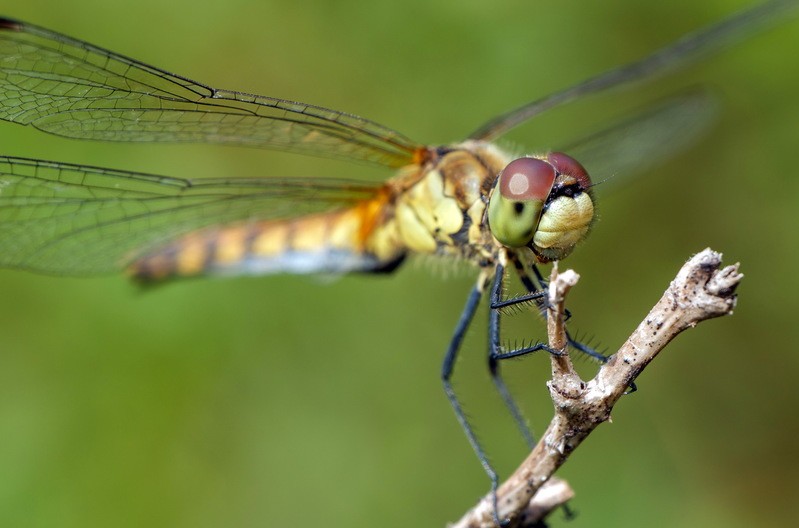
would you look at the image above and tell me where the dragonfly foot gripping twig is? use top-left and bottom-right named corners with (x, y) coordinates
top-left (451, 248), bottom-right (742, 528)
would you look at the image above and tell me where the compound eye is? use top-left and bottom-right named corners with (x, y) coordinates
top-left (499, 157), bottom-right (556, 201)
top-left (488, 157), bottom-right (556, 248)
top-left (546, 152), bottom-right (591, 188)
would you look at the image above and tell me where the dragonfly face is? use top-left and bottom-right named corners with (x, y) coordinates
top-left (487, 152), bottom-right (594, 262)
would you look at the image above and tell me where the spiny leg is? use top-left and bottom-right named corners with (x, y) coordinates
top-left (509, 253), bottom-right (608, 363)
top-left (487, 263), bottom-right (539, 449)
top-left (509, 255), bottom-right (635, 392)
top-left (485, 263), bottom-right (564, 525)
top-left (441, 274), bottom-right (506, 526)
top-left (442, 264), bottom-right (590, 527)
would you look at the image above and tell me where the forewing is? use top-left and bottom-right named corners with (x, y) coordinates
top-left (469, 0), bottom-right (797, 141)
top-left (0, 18), bottom-right (421, 168)
top-left (557, 90), bottom-right (719, 186)
top-left (0, 157), bottom-right (379, 275)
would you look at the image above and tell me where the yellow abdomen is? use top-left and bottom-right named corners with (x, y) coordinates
top-left (128, 191), bottom-right (406, 282)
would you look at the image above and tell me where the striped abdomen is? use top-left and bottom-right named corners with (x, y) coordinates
top-left (128, 194), bottom-right (405, 282)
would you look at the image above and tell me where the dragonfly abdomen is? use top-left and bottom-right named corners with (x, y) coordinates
top-left (127, 198), bottom-right (406, 282)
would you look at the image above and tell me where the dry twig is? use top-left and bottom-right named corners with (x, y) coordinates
top-left (450, 248), bottom-right (742, 528)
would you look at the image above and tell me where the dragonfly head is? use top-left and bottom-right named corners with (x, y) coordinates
top-left (487, 152), bottom-right (594, 262)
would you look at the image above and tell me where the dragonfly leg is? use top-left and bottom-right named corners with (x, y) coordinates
top-left (489, 264), bottom-right (561, 378)
top-left (509, 257), bottom-right (580, 324)
top-left (510, 254), bottom-right (606, 361)
top-left (510, 255), bottom-right (636, 392)
top-left (487, 263), bottom-right (539, 449)
top-left (442, 265), bottom-right (617, 526)
top-left (441, 276), bottom-right (506, 527)
top-left (564, 328), bottom-right (608, 363)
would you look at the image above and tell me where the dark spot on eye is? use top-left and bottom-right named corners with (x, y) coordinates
top-left (513, 202), bottom-right (525, 214)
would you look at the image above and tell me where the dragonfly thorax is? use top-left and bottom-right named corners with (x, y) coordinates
top-left (487, 152), bottom-right (594, 263)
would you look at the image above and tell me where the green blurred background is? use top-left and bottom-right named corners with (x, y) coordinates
top-left (1, 1), bottom-right (797, 527)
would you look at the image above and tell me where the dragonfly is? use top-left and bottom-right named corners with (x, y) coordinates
top-left (0, 1), bottom-right (794, 524)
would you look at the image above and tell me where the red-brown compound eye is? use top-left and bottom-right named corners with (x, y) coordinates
top-left (488, 157), bottom-right (556, 248)
top-left (546, 152), bottom-right (592, 189)
top-left (499, 157), bottom-right (556, 201)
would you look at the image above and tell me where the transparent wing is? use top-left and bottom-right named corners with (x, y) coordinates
top-left (0, 157), bottom-right (380, 275)
top-left (0, 18), bottom-right (422, 168)
top-left (557, 89), bottom-right (719, 186)
top-left (469, 0), bottom-right (798, 141)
